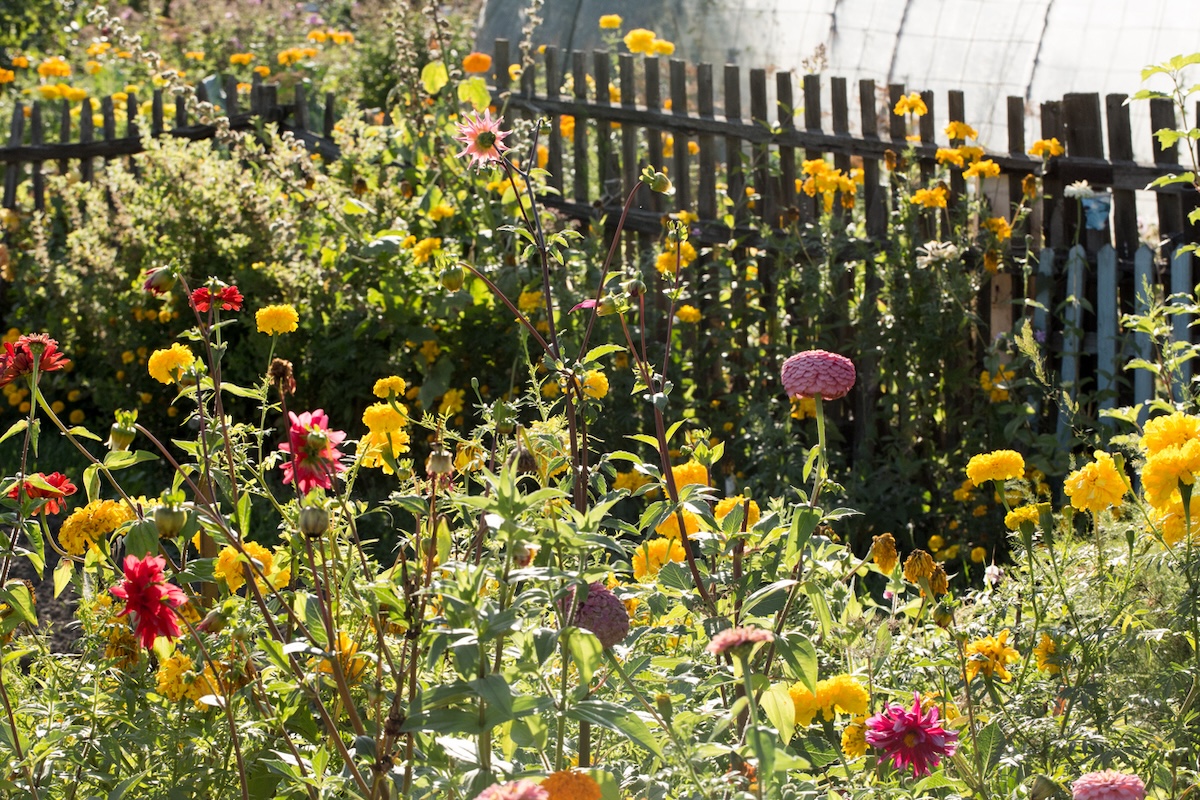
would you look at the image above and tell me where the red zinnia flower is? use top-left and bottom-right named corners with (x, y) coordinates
top-left (278, 409), bottom-right (347, 494)
top-left (6, 471), bottom-right (76, 515)
top-left (191, 285), bottom-right (244, 313)
top-left (453, 110), bottom-right (511, 170)
top-left (110, 554), bottom-right (187, 649)
top-left (781, 349), bottom-right (856, 401)
top-left (865, 692), bottom-right (958, 777)
top-left (0, 334), bottom-right (71, 388)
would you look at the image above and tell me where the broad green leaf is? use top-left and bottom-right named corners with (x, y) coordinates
top-left (582, 344), bottom-right (626, 364)
top-left (53, 559), bottom-right (73, 599)
top-left (0, 419), bottom-right (26, 445)
top-left (456, 76), bottom-right (491, 110)
top-left (83, 464), bottom-right (100, 503)
top-left (761, 683), bottom-right (796, 744)
top-left (568, 700), bottom-right (664, 759)
top-left (778, 632), bottom-right (819, 692)
top-left (236, 493), bottom-right (252, 537)
top-left (103, 450), bottom-right (158, 470)
top-left (125, 518), bottom-right (160, 559)
top-left (974, 720), bottom-right (1006, 770)
top-left (0, 582), bottom-right (37, 630)
top-left (66, 425), bottom-right (101, 441)
top-left (563, 627), bottom-right (603, 685)
top-left (421, 60), bottom-right (449, 95)
top-left (469, 674), bottom-right (515, 725)
top-left (341, 198), bottom-right (372, 216)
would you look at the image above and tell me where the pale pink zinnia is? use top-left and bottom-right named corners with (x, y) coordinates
top-left (471, 780), bottom-right (548, 800)
top-left (1072, 770), bottom-right (1146, 800)
top-left (278, 409), bottom-right (347, 494)
top-left (865, 692), bottom-right (957, 777)
top-left (706, 626), bottom-right (774, 656)
top-left (781, 349), bottom-right (856, 401)
top-left (453, 110), bottom-right (511, 169)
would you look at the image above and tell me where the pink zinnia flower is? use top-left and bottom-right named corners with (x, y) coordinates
top-left (191, 285), bottom-right (244, 313)
top-left (781, 350), bottom-right (856, 401)
top-left (471, 780), bottom-right (548, 800)
top-left (7, 471), bottom-right (76, 515)
top-left (865, 692), bottom-right (958, 777)
top-left (453, 110), bottom-right (511, 170)
top-left (1072, 770), bottom-right (1146, 800)
top-left (706, 626), bottom-right (774, 656)
top-left (278, 409), bottom-right (347, 494)
top-left (0, 334), bottom-right (71, 388)
top-left (561, 582), bottom-right (630, 649)
top-left (110, 554), bottom-right (187, 649)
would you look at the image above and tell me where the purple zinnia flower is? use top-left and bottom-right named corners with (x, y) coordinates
top-left (562, 582), bottom-right (630, 649)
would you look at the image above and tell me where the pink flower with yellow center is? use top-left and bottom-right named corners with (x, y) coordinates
top-left (453, 110), bottom-right (511, 170)
top-left (865, 692), bottom-right (957, 777)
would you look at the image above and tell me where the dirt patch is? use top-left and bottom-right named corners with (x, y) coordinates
top-left (9, 553), bottom-right (80, 654)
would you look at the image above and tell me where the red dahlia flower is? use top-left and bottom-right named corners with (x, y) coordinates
top-left (781, 349), bottom-right (856, 401)
top-left (865, 692), bottom-right (957, 777)
top-left (0, 334), bottom-right (70, 388)
top-left (278, 409), bottom-right (347, 494)
top-left (6, 471), bottom-right (76, 515)
top-left (110, 554), bottom-right (187, 649)
top-left (191, 285), bottom-right (243, 313)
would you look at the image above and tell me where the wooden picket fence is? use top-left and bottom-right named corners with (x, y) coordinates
top-left (2, 38), bottom-right (1198, 434)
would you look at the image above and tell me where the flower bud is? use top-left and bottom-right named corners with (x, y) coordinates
top-left (513, 541), bottom-right (539, 568)
top-left (426, 448), bottom-right (453, 476)
top-left (493, 401), bottom-right (516, 435)
top-left (299, 505), bottom-right (329, 538)
top-left (142, 265), bottom-right (177, 295)
top-left (596, 296), bottom-right (619, 317)
top-left (655, 692), bottom-right (674, 723)
top-left (440, 263), bottom-right (465, 292)
top-left (932, 602), bottom-right (954, 629)
top-left (648, 171), bottom-right (673, 194)
top-left (107, 422), bottom-right (136, 451)
top-left (305, 429), bottom-right (330, 453)
top-left (153, 504), bottom-right (187, 538)
top-left (622, 279), bottom-right (646, 298)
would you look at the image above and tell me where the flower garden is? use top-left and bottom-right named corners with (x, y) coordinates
top-left (2, 3), bottom-right (1200, 799)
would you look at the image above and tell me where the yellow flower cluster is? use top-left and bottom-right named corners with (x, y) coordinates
top-left (714, 495), bottom-right (760, 528)
top-left (671, 460), bottom-right (708, 489)
top-left (410, 237), bottom-right (441, 264)
top-left (277, 47), bottom-right (319, 66)
top-left (229, 53), bottom-right (255, 66)
top-left (59, 499), bottom-right (134, 556)
top-left (599, 14), bottom-right (623, 29)
top-left (439, 388), bottom-right (465, 416)
top-left (654, 241), bottom-right (697, 275)
top-left (893, 92), bottom-right (927, 116)
top-left (360, 400), bottom-right (410, 474)
top-left (963, 629), bottom-right (1020, 683)
top-left (542, 770), bottom-right (602, 800)
top-left (306, 29), bottom-right (355, 44)
top-left (581, 370), bottom-right (609, 399)
top-left (1029, 137), bottom-right (1064, 158)
top-left (944, 121), bottom-right (978, 140)
top-left (983, 216), bottom-right (1012, 241)
top-left (788, 674), bottom-right (870, 726)
top-left (797, 159), bottom-right (860, 212)
top-left (656, 508), bottom-right (700, 539)
top-left (964, 159), bottom-right (1001, 180)
top-left (979, 366), bottom-right (1015, 403)
top-left (910, 186), bottom-right (948, 209)
top-left (147, 343), bottom-right (196, 384)
top-left (215, 541), bottom-right (288, 592)
top-left (1004, 504), bottom-right (1041, 531)
top-left (614, 470), bottom-right (651, 494)
top-left (623, 28), bottom-right (674, 56)
top-left (37, 56), bottom-right (71, 78)
top-left (156, 652), bottom-right (224, 707)
top-left (1034, 633), bottom-right (1061, 675)
top-left (373, 375), bottom-right (406, 399)
top-left (1141, 413), bottom-right (1200, 512)
top-left (1064, 451), bottom-right (1126, 513)
top-left (966, 449), bottom-right (1025, 487)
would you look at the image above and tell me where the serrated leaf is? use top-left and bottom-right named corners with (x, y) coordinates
top-left (974, 720), bottom-right (1006, 770)
top-left (421, 61), bottom-right (449, 95)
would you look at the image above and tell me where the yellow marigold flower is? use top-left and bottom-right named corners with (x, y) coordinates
top-left (541, 380), bottom-right (561, 399)
top-left (508, 63), bottom-right (522, 81)
top-left (105, 625), bottom-right (141, 669)
top-left (911, 186), bottom-right (948, 209)
top-left (373, 376), bottom-right (407, 398)
top-left (362, 402), bottom-right (407, 433)
top-left (872, 533), bottom-right (898, 573)
top-left (318, 631), bottom-right (367, 681)
top-left (1142, 440), bottom-right (1200, 509)
top-left (671, 460), bottom-right (708, 489)
top-left (631, 537), bottom-right (685, 581)
top-left (1153, 495), bottom-right (1200, 545)
top-left (256, 304), bottom-right (299, 335)
top-left (952, 480), bottom-right (975, 503)
top-left (788, 682), bottom-right (821, 726)
top-left (37, 56), bottom-right (71, 78)
top-left (791, 396), bottom-right (817, 420)
top-left (944, 120), bottom-right (978, 140)
top-left (1003, 504), bottom-right (1039, 531)
top-left (983, 216), bottom-right (1012, 241)
top-left (1064, 451), bottom-right (1126, 513)
top-left (651, 39), bottom-right (675, 56)
top-left (821, 674), bottom-right (870, 718)
top-left (903, 549), bottom-right (935, 583)
top-left (215, 542), bottom-right (273, 592)
top-left (935, 147), bottom-right (965, 168)
top-left (330, 31), bottom-right (355, 45)
top-left (1034, 633), bottom-right (1061, 675)
top-left (229, 53), bottom-right (255, 66)
top-left (360, 429), bottom-right (410, 473)
top-left (715, 496), bottom-right (760, 528)
top-left (428, 202), bottom-right (455, 221)
top-left (461, 52), bottom-right (492, 74)
top-left (624, 28), bottom-right (657, 54)
top-left (893, 92), bottom-right (927, 117)
top-left (963, 629), bottom-right (1020, 683)
top-left (970, 546), bottom-right (987, 563)
top-left (560, 114), bottom-right (575, 138)
top-left (542, 769), bottom-right (601, 800)
top-left (1143, 412), bottom-right (1200, 456)
top-left (964, 159), bottom-right (1001, 180)
top-left (253, 65), bottom-right (270, 77)
top-left (656, 508), bottom-right (700, 540)
top-left (439, 388), bottom-right (465, 416)
top-left (676, 304), bottom-right (701, 324)
top-left (147, 343), bottom-right (196, 384)
top-left (306, 29), bottom-right (328, 43)
top-left (0, 68), bottom-right (14, 84)
top-left (69, 409), bottom-right (85, 424)
top-left (419, 339), bottom-right (441, 363)
top-left (582, 369), bottom-right (609, 399)
top-left (1029, 137), bottom-right (1064, 158)
top-left (599, 14), bottom-right (623, 29)
top-left (517, 288), bottom-right (543, 313)
top-left (842, 716), bottom-right (868, 758)
top-left (11, 56), bottom-right (29, 69)
top-left (614, 470), bottom-right (650, 494)
top-left (927, 534), bottom-right (945, 552)
top-left (59, 499), bottom-right (134, 556)
top-left (157, 652), bottom-right (195, 701)
top-left (966, 449), bottom-right (1025, 487)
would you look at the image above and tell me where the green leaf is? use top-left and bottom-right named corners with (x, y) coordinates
top-left (294, 592), bottom-right (328, 646)
top-left (456, 76), bottom-right (491, 111)
top-left (469, 674), bottom-right (515, 725)
top-left (974, 720), bottom-right (1006, 770)
top-left (563, 627), bottom-right (603, 685)
top-left (0, 582), bottom-right (37, 630)
top-left (582, 344), bottom-right (626, 364)
top-left (221, 382), bottom-right (264, 400)
top-left (341, 198), bottom-right (372, 216)
top-left (0, 419), bottom-right (27, 445)
top-left (83, 464), bottom-right (100, 503)
top-left (778, 632), bottom-right (819, 692)
top-left (236, 493), bottom-right (252, 537)
top-left (24, 521), bottom-right (44, 578)
top-left (761, 683), bottom-right (796, 744)
top-left (107, 770), bottom-right (151, 800)
top-left (66, 425), bottom-right (101, 441)
top-left (53, 559), bottom-right (73, 599)
top-left (568, 700), bottom-right (664, 759)
top-left (125, 518), bottom-right (159, 559)
top-left (103, 450), bottom-right (158, 470)
top-left (913, 771), bottom-right (959, 793)
top-left (421, 60), bottom-right (449, 95)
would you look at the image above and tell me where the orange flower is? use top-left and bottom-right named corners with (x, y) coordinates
top-left (462, 52), bottom-right (492, 73)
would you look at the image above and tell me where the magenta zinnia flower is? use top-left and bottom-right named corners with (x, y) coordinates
top-left (865, 692), bottom-right (957, 777)
top-left (1072, 770), bottom-right (1146, 800)
top-left (561, 582), bottom-right (630, 649)
top-left (278, 409), bottom-right (347, 494)
top-left (110, 554), bottom-right (187, 649)
top-left (453, 110), bottom-right (511, 170)
top-left (471, 780), bottom-right (548, 800)
top-left (781, 350), bottom-right (856, 401)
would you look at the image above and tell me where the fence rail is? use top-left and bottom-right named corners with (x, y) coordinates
top-left (2, 37), bottom-right (1199, 438)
